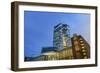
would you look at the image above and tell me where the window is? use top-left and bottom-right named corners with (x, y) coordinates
top-left (83, 53), bottom-right (86, 55)
top-left (81, 46), bottom-right (85, 49)
top-left (84, 56), bottom-right (88, 59)
top-left (82, 49), bottom-right (86, 52)
top-left (80, 40), bottom-right (83, 43)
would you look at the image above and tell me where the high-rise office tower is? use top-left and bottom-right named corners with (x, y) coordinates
top-left (53, 23), bottom-right (71, 51)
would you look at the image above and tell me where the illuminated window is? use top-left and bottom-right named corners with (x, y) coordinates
top-left (83, 53), bottom-right (86, 55)
top-left (82, 46), bottom-right (85, 49)
top-left (84, 56), bottom-right (87, 59)
top-left (82, 49), bottom-right (86, 52)
top-left (80, 41), bottom-right (83, 43)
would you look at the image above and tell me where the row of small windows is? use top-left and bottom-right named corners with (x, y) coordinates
top-left (79, 38), bottom-right (88, 59)
top-left (73, 38), bottom-right (88, 59)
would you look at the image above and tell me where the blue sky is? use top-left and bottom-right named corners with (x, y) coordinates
top-left (24, 11), bottom-right (90, 57)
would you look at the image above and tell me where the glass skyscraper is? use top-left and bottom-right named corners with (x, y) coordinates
top-left (53, 23), bottom-right (71, 51)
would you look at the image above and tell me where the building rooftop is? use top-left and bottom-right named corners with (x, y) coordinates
top-left (41, 47), bottom-right (57, 53)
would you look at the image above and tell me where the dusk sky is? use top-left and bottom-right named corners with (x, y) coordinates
top-left (24, 11), bottom-right (90, 57)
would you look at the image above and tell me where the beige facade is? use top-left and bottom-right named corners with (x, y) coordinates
top-left (71, 34), bottom-right (90, 59)
top-left (36, 47), bottom-right (73, 61)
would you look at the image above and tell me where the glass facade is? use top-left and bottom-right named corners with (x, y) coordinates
top-left (53, 23), bottom-right (71, 51)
